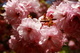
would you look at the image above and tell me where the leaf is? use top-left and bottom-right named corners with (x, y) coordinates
top-left (60, 46), bottom-right (70, 53)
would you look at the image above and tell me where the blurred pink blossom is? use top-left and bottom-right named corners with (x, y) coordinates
top-left (9, 18), bottom-right (43, 53)
top-left (3, 0), bottom-right (40, 29)
top-left (9, 18), bottom-right (63, 53)
top-left (48, 1), bottom-right (80, 49)
top-left (39, 25), bottom-right (63, 52)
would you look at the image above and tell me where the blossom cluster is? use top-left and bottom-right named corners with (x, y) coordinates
top-left (3, 0), bottom-right (80, 53)
top-left (48, 1), bottom-right (80, 50)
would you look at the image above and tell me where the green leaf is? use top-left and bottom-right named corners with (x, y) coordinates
top-left (60, 46), bottom-right (70, 53)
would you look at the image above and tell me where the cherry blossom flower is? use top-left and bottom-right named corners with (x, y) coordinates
top-left (3, 0), bottom-right (40, 29)
top-left (9, 18), bottom-right (44, 53)
top-left (52, 1), bottom-right (80, 49)
top-left (17, 18), bottom-right (42, 41)
top-left (39, 25), bottom-right (63, 52)
top-left (9, 17), bottom-right (64, 53)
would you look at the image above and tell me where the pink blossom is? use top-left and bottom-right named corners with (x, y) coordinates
top-left (68, 40), bottom-right (75, 47)
top-left (9, 18), bottom-right (63, 53)
top-left (48, 1), bottom-right (80, 34)
top-left (46, 1), bottom-right (80, 50)
top-left (58, 1), bottom-right (80, 38)
top-left (9, 18), bottom-right (44, 53)
top-left (39, 25), bottom-right (63, 52)
top-left (17, 18), bottom-right (42, 41)
top-left (4, 0), bottom-right (40, 29)
top-left (9, 35), bottom-right (45, 53)
top-left (53, 1), bottom-right (80, 49)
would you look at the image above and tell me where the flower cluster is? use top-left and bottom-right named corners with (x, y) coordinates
top-left (3, 0), bottom-right (47, 29)
top-left (9, 17), bottom-right (63, 53)
top-left (3, 0), bottom-right (80, 53)
top-left (47, 1), bottom-right (80, 50)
